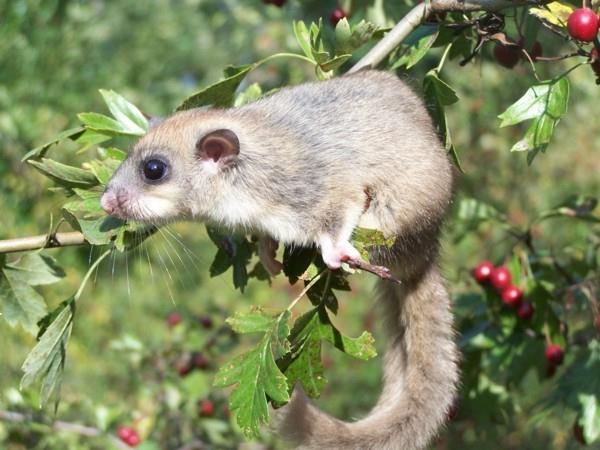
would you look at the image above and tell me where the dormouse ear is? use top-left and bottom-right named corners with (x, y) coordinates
top-left (196, 129), bottom-right (240, 165)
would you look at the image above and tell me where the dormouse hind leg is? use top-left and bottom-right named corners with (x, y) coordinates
top-left (318, 204), bottom-right (364, 270)
top-left (258, 235), bottom-right (283, 276)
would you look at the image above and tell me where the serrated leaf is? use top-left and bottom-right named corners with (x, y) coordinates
top-left (99, 89), bottom-right (148, 135)
top-left (28, 158), bottom-right (99, 188)
top-left (226, 310), bottom-right (277, 334)
top-left (78, 112), bottom-right (144, 136)
top-left (214, 331), bottom-right (289, 438)
top-left (499, 78), bottom-right (569, 161)
top-left (75, 215), bottom-right (124, 245)
top-left (293, 21), bottom-right (315, 61)
top-left (0, 267), bottom-right (48, 335)
top-left (285, 337), bottom-right (326, 398)
top-left (20, 299), bottom-right (74, 405)
top-left (22, 126), bottom-right (86, 161)
top-left (6, 254), bottom-right (65, 286)
top-left (176, 65), bottom-right (253, 110)
top-left (529, 2), bottom-right (573, 28)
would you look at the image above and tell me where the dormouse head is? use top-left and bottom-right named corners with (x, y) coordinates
top-left (100, 110), bottom-right (241, 224)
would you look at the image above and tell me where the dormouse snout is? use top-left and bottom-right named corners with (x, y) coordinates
top-left (100, 191), bottom-right (115, 215)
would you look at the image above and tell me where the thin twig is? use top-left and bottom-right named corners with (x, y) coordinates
top-left (0, 409), bottom-right (130, 450)
top-left (0, 231), bottom-right (87, 254)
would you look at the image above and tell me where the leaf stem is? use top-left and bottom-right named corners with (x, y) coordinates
top-left (287, 270), bottom-right (326, 311)
top-left (436, 42), bottom-right (453, 73)
top-left (74, 249), bottom-right (111, 301)
top-left (257, 52), bottom-right (316, 67)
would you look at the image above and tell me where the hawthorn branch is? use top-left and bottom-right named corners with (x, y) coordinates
top-left (0, 0), bottom-right (549, 255)
top-left (349, 0), bottom-right (547, 73)
top-left (0, 409), bottom-right (130, 450)
top-left (0, 231), bottom-right (87, 254)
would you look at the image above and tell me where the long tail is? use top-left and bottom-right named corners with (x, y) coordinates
top-left (275, 258), bottom-right (459, 450)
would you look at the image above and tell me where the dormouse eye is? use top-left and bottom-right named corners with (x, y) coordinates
top-left (142, 159), bottom-right (168, 181)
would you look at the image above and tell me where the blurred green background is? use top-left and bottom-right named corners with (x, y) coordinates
top-left (1, 0), bottom-right (599, 449)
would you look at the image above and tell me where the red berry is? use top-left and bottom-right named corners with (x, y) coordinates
top-left (198, 315), bottom-right (214, 329)
top-left (117, 426), bottom-right (140, 447)
top-left (567, 8), bottom-right (600, 42)
top-left (501, 285), bottom-right (523, 308)
top-left (517, 301), bottom-right (534, 320)
top-left (330, 8), bottom-right (347, 27)
top-left (493, 43), bottom-right (520, 68)
top-left (198, 399), bottom-right (215, 417)
top-left (117, 426), bottom-right (134, 441)
top-left (166, 312), bottom-right (183, 327)
top-left (545, 344), bottom-right (564, 366)
top-left (472, 260), bottom-right (494, 284)
top-left (490, 266), bottom-right (512, 291)
top-left (574, 420), bottom-right (587, 445)
top-left (191, 352), bottom-right (210, 370)
top-left (126, 432), bottom-right (141, 447)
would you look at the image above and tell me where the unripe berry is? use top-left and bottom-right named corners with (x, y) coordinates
top-left (545, 344), bottom-right (564, 366)
top-left (330, 8), bottom-right (347, 27)
top-left (517, 301), bottom-right (534, 320)
top-left (501, 285), bottom-right (523, 308)
top-left (472, 260), bottom-right (494, 284)
top-left (567, 8), bottom-right (600, 42)
top-left (490, 266), bottom-right (512, 291)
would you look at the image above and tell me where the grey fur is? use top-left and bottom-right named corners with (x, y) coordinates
top-left (103, 70), bottom-right (459, 449)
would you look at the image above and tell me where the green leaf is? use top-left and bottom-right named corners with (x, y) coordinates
top-left (28, 158), bottom-right (99, 189)
top-left (423, 69), bottom-right (460, 169)
top-left (206, 228), bottom-right (252, 292)
top-left (529, 2), bottom-right (573, 28)
top-left (392, 25), bottom-right (439, 70)
top-left (6, 253), bottom-right (65, 286)
top-left (226, 310), bottom-right (278, 334)
top-left (334, 18), bottom-right (352, 54)
top-left (74, 129), bottom-right (112, 152)
top-left (293, 21), bottom-right (315, 61)
top-left (214, 312), bottom-right (289, 437)
top-left (579, 394), bottom-right (600, 443)
top-left (499, 78), bottom-right (569, 161)
top-left (22, 126), bottom-right (85, 161)
top-left (456, 197), bottom-right (504, 223)
top-left (99, 89), bottom-right (148, 135)
top-left (75, 215), bottom-right (124, 245)
top-left (352, 227), bottom-right (395, 261)
top-left (176, 65), bottom-right (253, 110)
top-left (234, 83), bottom-right (263, 107)
top-left (78, 112), bottom-right (145, 136)
top-left (0, 266), bottom-right (48, 335)
top-left (285, 335), bottom-right (326, 398)
top-left (20, 299), bottom-right (75, 405)
top-left (319, 54), bottom-right (352, 72)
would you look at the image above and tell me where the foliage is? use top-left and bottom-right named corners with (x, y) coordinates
top-left (1, 0), bottom-right (600, 449)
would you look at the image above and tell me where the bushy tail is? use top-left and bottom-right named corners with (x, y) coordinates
top-left (275, 259), bottom-right (459, 450)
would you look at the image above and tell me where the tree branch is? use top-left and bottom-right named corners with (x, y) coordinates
top-left (0, 409), bottom-right (130, 450)
top-left (1, 0), bottom-right (548, 254)
top-left (0, 231), bottom-right (87, 254)
top-left (349, 0), bottom-right (547, 73)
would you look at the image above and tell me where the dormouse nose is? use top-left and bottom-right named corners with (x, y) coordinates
top-left (100, 191), bottom-right (118, 215)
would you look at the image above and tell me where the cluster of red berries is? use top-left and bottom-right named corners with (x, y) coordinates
top-left (117, 425), bottom-right (141, 447)
top-left (472, 261), bottom-right (534, 319)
